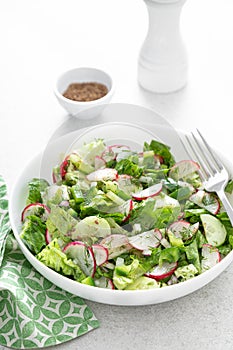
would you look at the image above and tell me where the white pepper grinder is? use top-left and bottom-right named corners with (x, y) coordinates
top-left (138, 0), bottom-right (188, 93)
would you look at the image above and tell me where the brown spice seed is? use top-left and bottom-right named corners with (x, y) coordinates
top-left (63, 82), bottom-right (108, 102)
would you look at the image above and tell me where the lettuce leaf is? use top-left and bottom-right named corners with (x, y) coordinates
top-left (77, 139), bottom-right (106, 166)
top-left (175, 264), bottom-right (198, 281)
top-left (37, 239), bottom-right (86, 281)
top-left (112, 249), bottom-right (162, 290)
top-left (143, 140), bottom-right (175, 167)
top-left (225, 180), bottom-right (233, 194)
top-left (20, 215), bottom-right (47, 254)
top-left (125, 276), bottom-right (160, 290)
top-left (46, 205), bottom-right (78, 242)
top-left (185, 238), bottom-right (201, 272)
top-left (113, 257), bottom-right (148, 290)
top-left (129, 196), bottom-right (180, 231)
top-left (158, 247), bottom-right (180, 266)
top-left (26, 178), bottom-right (49, 204)
top-left (115, 159), bottom-right (143, 178)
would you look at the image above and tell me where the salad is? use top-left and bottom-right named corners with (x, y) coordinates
top-left (20, 138), bottom-right (233, 290)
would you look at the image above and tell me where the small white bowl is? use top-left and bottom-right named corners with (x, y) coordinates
top-left (54, 67), bottom-right (114, 119)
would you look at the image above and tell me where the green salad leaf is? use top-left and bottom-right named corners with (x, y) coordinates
top-left (26, 178), bottom-right (49, 204)
top-left (143, 139), bottom-right (175, 167)
top-left (37, 239), bottom-right (86, 281)
top-left (20, 215), bottom-right (47, 254)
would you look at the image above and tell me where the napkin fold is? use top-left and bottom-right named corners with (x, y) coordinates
top-left (0, 176), bottom-right (99, 349)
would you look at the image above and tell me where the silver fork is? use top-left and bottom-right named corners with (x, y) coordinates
top-left (181, 129), bottom-right (233, 226)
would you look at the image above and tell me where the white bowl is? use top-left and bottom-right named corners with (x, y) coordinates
top-left (9, 104), bottom-right (233, 305)
top-left (54, 67), bottom-right (114, 119)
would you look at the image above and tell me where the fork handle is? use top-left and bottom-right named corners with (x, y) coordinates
top-left (217, 190), bottom-right (233, 226)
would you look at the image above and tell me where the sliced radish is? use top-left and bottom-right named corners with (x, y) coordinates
top-left (167, 220), bottom-right (199, 241)
top-left (100, 234), bottom-right (132, 259)
top-left (60, 152), bottom-right (79, 179)
top-left (109, 144), bottom-right (130, 155)
top-left (129, 229), bottom-right (162, 253)
top-left (132, 182), bottom-right (163, 200)
top-left (146, 262), bottom-right (178, 281)
top-left (86, 168), bottom-right (118, 182)
top-left (60, 156), bottom-right (69, 179)
top-left (189, 190), bottom-right (220, 215)
top-left (94, 276), bottom-right (115, 289)
top-left (101, 147), bottom-right (115, 162)
top-left (177, 180), bottom-right (195, 193)
top-left (122, 199), bottom-right (133, 222)
top-left (201, 244), bottom-right (221, 272)
top-left (45, 229), bottom-right (52, 244)
top-left (94, 156), bottom-right (106, 170)
top-left (169, 160), bottom-right (200, 181)
top-left (63, 241), bottom-right (96, 277)
top-left (105, 199), bottom-right (133, 220)
top-left (155, 154), bottom-right (164, 164)
top-left (92, 244), bottom-right (109, 266)
top-left (103, 144), bottom-right (131, 163)
top-left (178, 212), bottom-right (185, 220)
top-left (167, 274), bottom-right (178, 285)
top-left (21, 203), bottom-right (50, 222)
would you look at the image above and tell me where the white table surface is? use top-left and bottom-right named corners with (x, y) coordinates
top-left (1, 0), bottom-right (233, 349)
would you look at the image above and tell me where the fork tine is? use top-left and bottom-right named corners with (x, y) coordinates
top-left (184, 134), bottom-right (209, 180)
top-left (179, 134), bottom-right (207, 181)
top-left (192, 130), bottom-right (223, 177)
top-left (190, 132), bottom-right (217, 176)
top-left (196, 129), bottom-right (223, 171)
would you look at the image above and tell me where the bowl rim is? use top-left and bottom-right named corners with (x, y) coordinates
top-left (54, 66), bottom-right (115, 106)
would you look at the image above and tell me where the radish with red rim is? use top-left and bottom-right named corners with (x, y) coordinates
top-left (201, 244), bottom-right (221, 272)
top-left (121, 199), bottom-right (133, 222)
top-left (167, 220), bottom-right (199, 241)
top-left (100, 234), bottom-right (132, 259)
top-left (129, 229), bottom-right (162, 254)
top-left (101, 147), bottom-right (115, 162)
top-left (189, 190), bottom-right (220, 215)
top-left (60, 152), bottom-right (80, 179)
top-left (132, 182), bottom-right (163, 200)
top-left (45, 229), bottom-right (52, 244)
top-left (109, 144), bottom-right (130, 156)
top-left (92, 244), bottom-right (109, 266)
top-left (63, 241), bottom-right (96, 277)
top-left (146, 262), bottom-right (178, 281)
top-left (60, 155), bottom-right (70, 179)
top-left (169, 160), bottom-right (200, 181)
top-left (21, 203), bottom-right (50, 222)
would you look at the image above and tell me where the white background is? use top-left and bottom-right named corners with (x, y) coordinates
top-left (1, 0), bottom-right (233, 349)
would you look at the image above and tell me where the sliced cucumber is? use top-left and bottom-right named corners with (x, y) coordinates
top-left (73, 216), bottom-right (111, 242)
top-left (200, 214), bottom-right (227, 247)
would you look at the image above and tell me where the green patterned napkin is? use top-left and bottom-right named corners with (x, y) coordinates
top-left (0, 176), bottom-right (99, 349)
